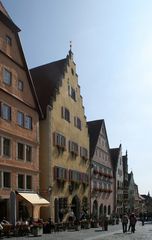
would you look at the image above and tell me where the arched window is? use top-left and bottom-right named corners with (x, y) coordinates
top-left (104, 205), bottom-right (107, 215)
top-left (99, 204), bottom-right (103, 218)
top-left (108, 205), bottom-right (111, 215)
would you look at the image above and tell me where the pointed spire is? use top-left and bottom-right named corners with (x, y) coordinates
top-left (68, 40), bottom-right (73, 59)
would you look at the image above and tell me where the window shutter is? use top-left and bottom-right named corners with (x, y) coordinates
top-left (61, 107), bottom-right (64, 118)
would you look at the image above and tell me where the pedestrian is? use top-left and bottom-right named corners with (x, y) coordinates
top-left (129, 213), bottom-right (137, 233)
top-left (103, 216), bottom-right (109, 231)
top-left (141, 215), bottom-right (144, 226)
top-left (121, 213), bottom-right (128, 233)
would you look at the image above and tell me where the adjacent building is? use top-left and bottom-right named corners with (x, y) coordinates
top-left (128, 171), bottom-right (136, 213)
top-left (30, 49), bottom-right (90, 222)
top-left (0, 1), bottom-right (46, 221)
top-left (122, 151), bottom-right (129, 212)
top-left (110, 144), bottom-right (124, 215)
top-left (87, 120), bottom-right (114, 220)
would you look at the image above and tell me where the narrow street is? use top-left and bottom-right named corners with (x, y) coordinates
top-left (7, 221), bottom-right (152, 240)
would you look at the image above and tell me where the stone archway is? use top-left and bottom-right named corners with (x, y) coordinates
top-left (92, 200), bottom-right (98, 220)
top-left (71, 195), bottom-right (80, 220)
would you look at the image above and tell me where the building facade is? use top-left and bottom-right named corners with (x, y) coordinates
top-left (31, 50), bottom-right (90, 222)
top-left (110, 144), bottom-right (124, 216)
top-left (128, 171), bottom-right (135, 213)
top-left (0, 2), bottom-right (42, 221)
top-left (122, 151), bottom-right (129, 213)
top-left (87, 120), bottom-right (114, 220)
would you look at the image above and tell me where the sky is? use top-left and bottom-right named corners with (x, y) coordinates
top-left (2, 0), bottom-right (152, 194)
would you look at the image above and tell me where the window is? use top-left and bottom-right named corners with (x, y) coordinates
top-left (17, 112), bottom-right (24, 127)
top-left (25, 116), bottom-right (32, 129)
top-left (26, 145), bottom-right (32, 162)
top-left (26, 175), bottom-right (32, 190)
top-left (53, 132), bottom-right (66, 150)
top-left (18, 174), bottom-right (24, 189)
top-left (17, 143), bottom-right (24, 160)
top-left (0, 136), bottom-right (11, 157)
top-left (3, 137), bottom-right (10, 157)
top-left (6, 35), bottom-right (12, 46)
top-left (69, 141), bottom-right (79, 156)
top-left (80, 147), bottom-right (88, 160)
top-left (3, 172), bottom-right (11, 188)
top-left (17, 112), bottom-right (32, 130)
top-left (74, 117), bottom-right (82, 130)
top-left (1, 103), bottom-right (11, 121)
top-left (68, 85), bottom-right (76, 101)
top-left (3, 68), bottom-right (12, 85)
top-left (54, 166), bottom-right (68, 181)
top-left (61, 107), bottom-right (70, 122)
top-left (17, 142), bottom-right (32, 162)
top-left (71, 68), bottom-right (74, 75)
top-left (18, 80), bottom-right (23, 91)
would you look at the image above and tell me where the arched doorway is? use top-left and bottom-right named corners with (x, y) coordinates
top-left (71, 195), bottom-right (80, 220)
top-left (99, 204), bottom-right (103, 219)
top-left (54, 198), bottom-right (59, 223)
top-left (108, 205), bottom-right (111, 215)
top-left (81, 196), bottom-right (89, 220)
top-left (104, 205), bottom-right (107, 216)
top-left (92, 200), bottom-right (98, 220)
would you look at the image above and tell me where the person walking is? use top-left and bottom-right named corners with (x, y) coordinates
top-left (121, 213), bottom-right (128, 233)
top-left (129, 213), bottom-right (137, 233)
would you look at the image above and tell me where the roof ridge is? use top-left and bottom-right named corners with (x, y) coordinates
top-left (0, 1), bottom-right (11, 19)
top-left (30, 58), bottom-right (66, 71)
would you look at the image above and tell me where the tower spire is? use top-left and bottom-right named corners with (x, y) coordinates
top-left (70, 41), bottom-right (72, 51)
top-left (69, 40), bottom-right (73, 59)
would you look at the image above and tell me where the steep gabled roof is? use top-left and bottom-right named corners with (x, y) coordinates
top-left (87, 119), bottom-right (103, 158)
top-left (0, 1), bottom-right (20, 32)
top-left (30, 59), bottom-right (67, 117)
top-left (0, 1), bottom-right (10, 18)
top-left (110, 145), bottom-right (121, 172)
top-left (0, 1), bottom-right (43, 118)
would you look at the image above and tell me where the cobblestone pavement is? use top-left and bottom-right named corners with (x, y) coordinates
top-left (4, 222), bottom-right (152, 240)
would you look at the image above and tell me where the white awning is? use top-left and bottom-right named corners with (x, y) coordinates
top-left (18, 192), bottom-right (50, 205)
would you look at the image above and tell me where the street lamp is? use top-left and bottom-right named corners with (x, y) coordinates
top-left (48, 186), bottom-right (52, 218)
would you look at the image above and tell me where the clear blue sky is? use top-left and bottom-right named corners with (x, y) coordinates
top-left (2, 0), bottom-right (152, 194)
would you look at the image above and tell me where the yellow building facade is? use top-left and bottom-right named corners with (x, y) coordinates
top-left (31, 50), bottom-right (90, 222)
